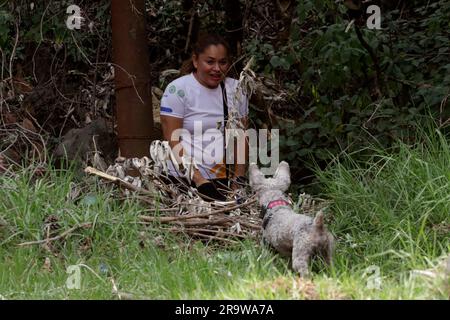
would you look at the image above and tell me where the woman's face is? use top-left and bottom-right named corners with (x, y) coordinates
top-left (193, 44), bottom-right (229, 89)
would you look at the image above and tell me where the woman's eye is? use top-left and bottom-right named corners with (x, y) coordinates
top-left (207, 61), bottom-right (214, 65)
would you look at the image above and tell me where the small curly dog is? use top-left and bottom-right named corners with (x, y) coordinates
top-left (249, 161), bottom-right (335, 277)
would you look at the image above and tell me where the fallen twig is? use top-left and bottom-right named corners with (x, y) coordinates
top-left (111, 278), bottom-right (151, 300)
top-left (17, 222), bottom-right (92, 247)
top-left (138, 198), bottom-right (257, 223)
top-left (189, 232), bottom-right (238, 244)
top-left (231, 219), bottom-right (261, 230)
top-left (84, 166), bottom-right (156, 197)
top-left (169, 227), bottom-right (248, 239)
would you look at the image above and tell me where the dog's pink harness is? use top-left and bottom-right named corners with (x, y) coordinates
top-left (262, 199), bottom-right (291, 229)
top-left (267, 199), bottom-right (291, 209)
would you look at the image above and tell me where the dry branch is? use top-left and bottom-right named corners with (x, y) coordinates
top-left (138, 198), bottom-right (257, 223)
top-left (170, 227), bottom-right (248, 239)
top-left (18, 222), bottom-right (92, 247)
top-left (84, 166), bottom-right (156, 197)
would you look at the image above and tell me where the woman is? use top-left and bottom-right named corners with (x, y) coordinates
top-left (160, 34), bottom-right (249, 201)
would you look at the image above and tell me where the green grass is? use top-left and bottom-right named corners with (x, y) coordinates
top-left (313, 125), bottom-right (450, 299)
top-left (0, 127), bottom-right (449, 299)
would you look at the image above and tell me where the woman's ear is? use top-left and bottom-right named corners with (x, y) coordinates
top-left (192, 54), bottom-right (198, 70)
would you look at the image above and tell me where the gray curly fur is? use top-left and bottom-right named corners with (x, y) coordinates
top-left (249, 161), bottom-right (335, 277)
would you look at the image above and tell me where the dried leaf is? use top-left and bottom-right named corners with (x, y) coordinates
top-left (22, 118), bottom-right (37, 132)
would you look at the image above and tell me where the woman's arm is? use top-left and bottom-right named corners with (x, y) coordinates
top-left (161, 115), bottom-right (183, 162)
top-left (160, 115), bottom-right (208, 186)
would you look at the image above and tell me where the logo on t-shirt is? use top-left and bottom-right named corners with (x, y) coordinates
top-left (168, 85), bottom-right (176, 94)
top-left (160, 106), bottom-right (173, 113)
top-left (177, 89), bottom-right (185, 98)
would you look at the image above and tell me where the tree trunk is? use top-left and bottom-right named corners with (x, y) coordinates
top-left (111, 0), bottom-right (155, 158)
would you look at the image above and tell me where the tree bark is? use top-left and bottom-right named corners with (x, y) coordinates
top-left (111, 0), bottom-right (155, 158)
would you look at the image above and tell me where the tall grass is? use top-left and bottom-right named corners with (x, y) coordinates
top-left (0, 165), bottom-right (297, 299)
top-left (316, 125), bottom-right (450, 280)
top-left (0, 125), bottom-right (448, 299)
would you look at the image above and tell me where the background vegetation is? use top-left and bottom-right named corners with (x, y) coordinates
top-left (0, 0), bottom-right (448, 299)
top-left (1, 0), bottom-right (449, 179)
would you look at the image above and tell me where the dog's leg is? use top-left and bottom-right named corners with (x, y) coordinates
top-left (292, 237), bottom-right (311, 277)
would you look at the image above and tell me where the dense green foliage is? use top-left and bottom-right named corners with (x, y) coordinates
top-left (246, 0), bottom-right (450, 174)
top-left (0, 1), bottom-right (111, 62)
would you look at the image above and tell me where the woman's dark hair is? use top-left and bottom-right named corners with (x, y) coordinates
top-left (180, 34), bottom-right (231, 75)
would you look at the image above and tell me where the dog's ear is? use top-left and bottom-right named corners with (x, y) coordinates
top-left (249, 163), bottom-right (265, 188)
top-left (313, 210), bottom-right (324, 231)
top-left (274, 161), bottom-right (291, 191)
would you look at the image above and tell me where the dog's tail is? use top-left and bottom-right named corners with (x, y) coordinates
top-left (313, 210), bottom-right (325, 231)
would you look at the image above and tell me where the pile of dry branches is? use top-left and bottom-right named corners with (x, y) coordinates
top-left (85, 158), bottom-right (263, 245)
top-left (85, 154), bottom-right (330, 245)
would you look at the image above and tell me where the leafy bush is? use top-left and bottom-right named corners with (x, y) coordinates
top-left (0, 1), bottom-right (111, 64)
top-left (245, 0), bottom-right (450, 179)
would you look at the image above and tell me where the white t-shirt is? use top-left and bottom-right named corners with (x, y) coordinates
top-left (160, 73), bottom-right (249, 179)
